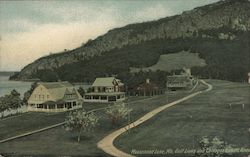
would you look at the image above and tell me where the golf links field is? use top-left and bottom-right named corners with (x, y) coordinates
top-left (0, 80), bottom-right (249, 157)
top-left (115, 80), bottom-right (250, 157)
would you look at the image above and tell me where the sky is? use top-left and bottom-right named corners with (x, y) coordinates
top-left (0, 0), bottom-right (219, 71)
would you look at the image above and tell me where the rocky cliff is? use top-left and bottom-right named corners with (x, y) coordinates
top-left (11, 0), bottom-right (250, 80)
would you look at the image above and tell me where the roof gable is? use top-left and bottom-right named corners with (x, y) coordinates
top-left (167, 75), bottom-right (190, 83)
top-left (92, 77), bottom-right (116, 87)
top-left (39, 81), bottom-right (72, 89)
top-left (28, 81), bottom-right (83, 103)
top-left (37, 81), bottom-right (81, 100)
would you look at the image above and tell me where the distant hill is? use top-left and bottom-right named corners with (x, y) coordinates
top-left (10, 0), bottom-right (250, 83)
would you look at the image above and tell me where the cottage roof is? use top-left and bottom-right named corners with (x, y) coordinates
top-left (167, 75), bottom-right (190, 84)
top-left (92, 77), bottom-right (116, 87)
top-left (39, 81), bottom-right (72, 89)
top-left (38, 81), bottom-right (82, 101)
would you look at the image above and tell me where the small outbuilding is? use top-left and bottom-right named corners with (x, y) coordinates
top-left (131, 79), bottom-right (164, 96)
top-left (167, 67), bottom-right (194, 90)
top-left (167, 75), bottom-right (193, 90)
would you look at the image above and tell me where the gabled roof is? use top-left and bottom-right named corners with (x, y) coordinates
top-left (116, 79), bottom-right (124, 86)
top-left (39, 81), bottom-right (72, 89)
top-left (167, 75), bottom-right (190, 84)
top-left (92, 77), bottom-right (116, 87)
top-left (37, 81), bottom-right (82, 101)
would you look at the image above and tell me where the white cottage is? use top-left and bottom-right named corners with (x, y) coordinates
top-left (27, 81), bottom-right (83, 112)
top-left (84, 77), bottom-right (125, 103)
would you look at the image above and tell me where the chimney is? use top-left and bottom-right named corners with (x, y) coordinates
top-left (146, 78), bottom-right (150, 84)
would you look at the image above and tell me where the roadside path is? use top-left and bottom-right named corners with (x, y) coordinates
top-left (97, 80), bottom-right (213, 157)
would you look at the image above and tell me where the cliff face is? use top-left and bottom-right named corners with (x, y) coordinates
top-left (13, 0), bottom-right (250, 80)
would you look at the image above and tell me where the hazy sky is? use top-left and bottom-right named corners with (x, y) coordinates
top-left (0, 0), bottom-right (219, 71)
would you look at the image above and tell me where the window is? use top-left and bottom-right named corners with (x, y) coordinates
top-left (101, 96), bottom-right (107, 100)
top-left (47, 95), bottom-right (49, 99)
top-left (108, 96), bottom-right (116, 102)
top-left (117, 95), bottom-right (120, 99)
top-left (67, 103), bottom-right (72, 109)
top-left (85, 95), bottom-right (91, 99)
top-left (102, 87), bottom-right (105, 92)
top-left (37, 104), bottom-right (43, 108)
top-left (73, 101), bottom-right (76, 106)
top-left (93, 96), bottom-right (99, 99)
top-left (57, 104), bottom-right (64, 108)
top-left (49, 105), bottom-right (55, 109)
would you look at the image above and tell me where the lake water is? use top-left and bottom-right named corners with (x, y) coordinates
top-left (0, 76), bottom-right (33, 98)
top-left (0, 76), bottom-right (91, 98)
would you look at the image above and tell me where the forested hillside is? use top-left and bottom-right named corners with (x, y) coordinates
top-left (10, 0), bottom-right (250, 87)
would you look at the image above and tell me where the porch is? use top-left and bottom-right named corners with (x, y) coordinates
top-left (84, 92), bottom-right (125, 103)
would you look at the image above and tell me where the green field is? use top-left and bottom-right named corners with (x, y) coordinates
top-left (115, 80), bottom-right (250, 156)
top-left (1, 80), bottom-right (246, 156)
top-left (0, 87), bottom-right (196, 156)
top-left (130, 51), bottom-right (206, 73)
top-left (0, 112), bottom-right (67, 140)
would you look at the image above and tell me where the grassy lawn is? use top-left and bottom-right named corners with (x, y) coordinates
top-left (0, 83), bottom-right (199, 156)
top-left (0, 112), bottom-right (67, 140)
top-left (114, 80), bottom-right (250, 156)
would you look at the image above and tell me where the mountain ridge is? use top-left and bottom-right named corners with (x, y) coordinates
top-left (11, 0), bottom-right (250, 82)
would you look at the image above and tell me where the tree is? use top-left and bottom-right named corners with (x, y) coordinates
top-left (77, 87), bottom-right (85, 97)
top-left (35, 69), bottom-right (58, 82)
top-left (64, 110), bottom-right (98, 142)
top-left (0, 89), bottom-right (23, 112)
top-left (106, 103), bottom-right (132, 126)
top-left (23, 82), bottom-right (38, 104)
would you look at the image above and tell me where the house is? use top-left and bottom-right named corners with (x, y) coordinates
top-left (167, 67), bottom-right (195, 90)
top-left (131, 79), bottom-right (164, 96)
top-left (27, 81), bottom-right (83, 112)
top-left (84, 77), bottom-right (125, 103)
top-left (167, 75), bottom-right (193, 90)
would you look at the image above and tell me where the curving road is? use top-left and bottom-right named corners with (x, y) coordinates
top-left (97, 80), bottom-right (213, 157)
